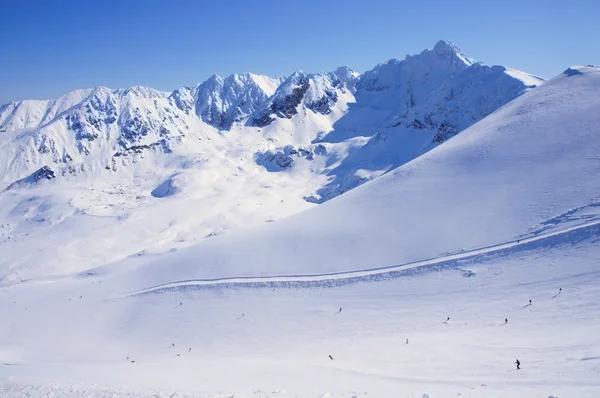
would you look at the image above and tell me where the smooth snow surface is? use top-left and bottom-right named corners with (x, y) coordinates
top-left (0, 56), bottom-right (598, 397)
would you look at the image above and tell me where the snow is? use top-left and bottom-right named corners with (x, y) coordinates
top-left (1, 223), bottom-right (599, 397)
top-left (90, 65), bottom-right (599, 284)
top-left (249, 72), bottom-right (281, 96)
top-left (503, 67), bottom-right (546, 87)
top-left (0, 45), bottom-right (598, 397)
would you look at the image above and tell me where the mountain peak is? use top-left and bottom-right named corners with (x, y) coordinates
top-left (332, 66), bottom-right (359, 82)
top-left (429, 40), bottom-right (476, 67)
top-left (433, 40), bottom-right (459, 54)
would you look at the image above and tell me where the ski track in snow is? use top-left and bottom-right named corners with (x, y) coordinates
top-left (121, 217), bottom-right (600, 296)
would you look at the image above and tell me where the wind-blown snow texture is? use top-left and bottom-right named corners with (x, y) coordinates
top-left (1, 45), bottom-right (598, 398)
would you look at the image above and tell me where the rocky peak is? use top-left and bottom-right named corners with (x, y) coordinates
top-left (192, 72), bottom-right (278, 129)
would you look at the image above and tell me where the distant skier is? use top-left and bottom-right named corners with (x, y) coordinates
top-left (504, 318), bottom-right (508, 324)
top-left (334, 308), bottom-right (342, 315)
top-left (189, 347), bottom-right (192, 352)
top-left (529, 299), bottom-right (532, 305)
top-left (515, 359), bottom-right (520, 370)
top-left (236, 313), bottom-right (245, 320)
top-left (559, 288), bottom-right (562, 294)
top-left (328, 355), bottom-right (334, 360)
top-left (406, 338), bottom-right (409, 345)
top-left (443, 317), bottom-right (450, 324)
top-left (171, 343), bottom-right (175, 347)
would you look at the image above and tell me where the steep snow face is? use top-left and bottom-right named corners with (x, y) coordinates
top-left (309, 40), bottom-right (544, 201)
top-left (0, 89), bottom-right (94, 131)
top-left (332, 65), bottom-right (360, 83)
top-left (249, 72), bottom-right (311, 127)
top-left (248, 68), bottom-right (358, 127)
top-left (357, 40), bottom-right (474, 96)
top-left (186, 73), bottom-right (280, 129)
top-left (326, 40), bottom-right (540, 143)
top-left (391, 63), bottom-right (545, 143)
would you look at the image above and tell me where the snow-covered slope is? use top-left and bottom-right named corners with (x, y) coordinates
top-left (109, 65), bottom-right (599, 285)
top-left (0, 66), bottom-right (598, 398)
top-left (0, 89), bottom-right (94, 131)
top-left (305, 40), bottom-right (544, 201)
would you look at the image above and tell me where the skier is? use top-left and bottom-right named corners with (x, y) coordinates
top-left (529, 299), bottom-right (532, 305)
top-left (406, 338), bottom-right (409, 345)
top-left (328, 354), bottom-right (334, 360)
top-left (504, 318), bottom-right (508, 324)
top-left (515, 359), bottom-right (520, 370)
top-left (443, 316), bottom-right (450, 324)
top-left (559, 288), bottom-right (562, 293)
top-left (171, 343), bottom-right (175, 347)
top-left (334, 308), bottom-right (342, 315)
top-left (188, 347), bottom-right (192, 352)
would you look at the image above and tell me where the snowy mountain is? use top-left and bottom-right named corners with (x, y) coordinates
top-left (110, 65), bottom-right (599, 282)
top-left (1, 66), bottom-right (598, 398)
top-left (173, 73), bottom-right (280, 129)
top-left (0, 40), bottom-right (547, 282)
top-left (239, 40), bottom-right (545, 202)
top-left (248, 69), bottom-right (358, 127)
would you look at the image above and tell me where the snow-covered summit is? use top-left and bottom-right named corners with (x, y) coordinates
top-left (247, 68), bottom-right (359, 127)
top-left (331, 65), bottom-right (360, 83)
top-left (430, 39), bottom-right (476, 66)
top-left (176, 72), bottom-right (281, 129)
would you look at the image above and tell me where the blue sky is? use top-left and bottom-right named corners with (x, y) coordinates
top-left (1, 0), bottom-right (597, 104)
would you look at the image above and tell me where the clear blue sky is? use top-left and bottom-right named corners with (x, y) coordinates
top-left (1, 0), bottom-right (598, 104)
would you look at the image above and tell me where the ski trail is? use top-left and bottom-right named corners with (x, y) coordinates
top-left (119, 218), bottom-right (600, 297)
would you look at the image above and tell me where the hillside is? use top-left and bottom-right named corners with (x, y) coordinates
top-left (99, 66), bottom-right (599, 287)
top-left (0, 66), bottom-right (598, 398)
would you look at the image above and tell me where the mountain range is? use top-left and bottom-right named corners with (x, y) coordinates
top-left (0, 40), bottom-right (545, 281)
top-left (1, 37), bottom-right (600, 398)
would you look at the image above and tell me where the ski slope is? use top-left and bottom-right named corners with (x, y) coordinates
top-left (1, 219), bottom-right (599, 398)
top-left (121, 213), bottom-right (600, 296)
top-left (0, 67), bottom-right (599, 397)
